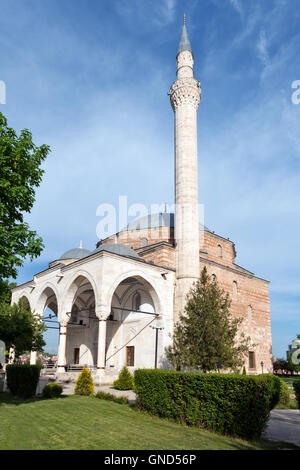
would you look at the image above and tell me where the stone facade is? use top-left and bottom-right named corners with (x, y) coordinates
top-left (96, 224), bottom-right (273, 374)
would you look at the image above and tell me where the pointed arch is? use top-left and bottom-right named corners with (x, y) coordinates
top-left (61, 270), bottom-right (98, 316)
top-left (105, 269), bottom-right (162, 315)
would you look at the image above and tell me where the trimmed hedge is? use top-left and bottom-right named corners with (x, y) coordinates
top-left (294, 381), bottom-right (300, 409)
top-left (278, 379), bottom-right (290, 406)
top-left (6, 364), bottom-right (41, 398)
top-left (134, 369), bottom-right (281, 440)
top-left (95, 390), bottom-right (128, 405)
top-left (42, 383), bottom-right (63, 399)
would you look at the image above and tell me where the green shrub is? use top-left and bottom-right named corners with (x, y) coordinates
top-left (113, 366), bottom-right (134, 390)
top-left (6, 364), bottom-right (41, 398)
top-left (278, 379), bottom-right (290, 406)
top-left (42, 383), bottom-right (63, 399)
top-left (74, 368), bottom-right (94, 396)
top-left (294, 381), bottom-right (300, 409)
top-left (242, 367), bottom-right (246, 375)
top-left (95, 390), bottom-right (128, 405)
top-left (134, 369), bottom-right (281, 440)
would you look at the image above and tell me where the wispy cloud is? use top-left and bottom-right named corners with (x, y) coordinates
top-left (229, 0), bottom-right (243, 17)
top-left (257, 29), bottom-right (269, 66)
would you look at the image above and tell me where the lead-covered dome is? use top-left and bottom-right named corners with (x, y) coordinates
top-left (123, 213), bottom-right (211, 232)
top-left (93, 243), bottom-right (141, 259)
top-left (59, 247), bottom-right (91, 260)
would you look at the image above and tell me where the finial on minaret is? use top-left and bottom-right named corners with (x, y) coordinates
top-left (183, 13), bottom-right (186, 25)
top-left (79, 240), bottom-right (82, 249)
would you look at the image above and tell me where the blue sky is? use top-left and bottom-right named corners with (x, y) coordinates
top-left (0, 0), bottom-right (299, 357)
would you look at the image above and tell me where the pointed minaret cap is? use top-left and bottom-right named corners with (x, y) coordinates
top-left (178, 15), bottom-right (192, 53)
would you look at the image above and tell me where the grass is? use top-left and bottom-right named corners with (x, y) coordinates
top-left (0, 393), bottom-right (298, 450)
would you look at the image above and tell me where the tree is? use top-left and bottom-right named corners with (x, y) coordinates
top-left (273, 357), bottom-right (288, 372)
top-left (113, 366), bottom-right (134, 390)
top-left (0, 299), bottom-right (46, 356)
top-left (75, 368), bottom-right (94, 396)
top-left (0, 112), bottom-right (50, 280)
top-left (167, 266), bottom-right (251, 373)
top-left (0, 279), bottom-right (16, 304)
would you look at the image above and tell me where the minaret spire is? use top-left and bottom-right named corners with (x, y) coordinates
top-left (178, 15), bottom-right (192, 53)
top-left (170, 20), bottom-right (201, 321)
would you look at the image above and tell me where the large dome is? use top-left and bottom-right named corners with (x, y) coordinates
top-left (93, 243), bottom-right (141, 259)
top-left (125, 213), bottom-right (174, 231)
top-left (59, 247), bottom-right (91, 260)
top-left (123, 212), bottom-right (211, 232)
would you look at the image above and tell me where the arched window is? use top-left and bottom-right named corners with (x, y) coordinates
top-left (133, 292), bottom-right (141, 312)
top-left (247, 305), bottom-right (252, 322)
top-left (141, 238), bottom-right (148, 247)
top-left (211, 274), bottom-right (216, 283)
top-left (217, 245), bottom-right (222, 257)
top-left (233, 281), bottom-right (237, 294)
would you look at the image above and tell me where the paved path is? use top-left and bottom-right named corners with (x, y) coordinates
top-left (263, 410), bottom-right (300, 447)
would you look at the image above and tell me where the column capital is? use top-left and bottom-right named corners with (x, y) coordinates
top-left (59, 319), bottom-right (69, 329)
top-left (95, 305), bottom-right (110, 321)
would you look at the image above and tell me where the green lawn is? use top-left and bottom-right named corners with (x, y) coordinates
top-left (0, 393), bottom-right (297, 450)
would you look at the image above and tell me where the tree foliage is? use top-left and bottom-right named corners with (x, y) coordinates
top-left (0, 299), bottom-right (46, 355)
top-left (0, 112), bottom-right (50, 279)
top-left (167, 267), bottom-right (251, 373)
top-left (0, 279), bottom-right (16, 304)
top-left (273, 357), bottom-right (289, 372)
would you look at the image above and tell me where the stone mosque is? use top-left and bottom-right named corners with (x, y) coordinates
top-left (11, 21), bottom-right (273, 383)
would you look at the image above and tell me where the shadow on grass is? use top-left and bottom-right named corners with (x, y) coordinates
top-left (0, 391), bottom-right (68, 407)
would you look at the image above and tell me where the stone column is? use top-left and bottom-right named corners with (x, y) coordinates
top-left (96, 307), bottom-right (109, 375)
top-left (30, 351), bottom-right (37, 365)
top-left (169, 36), bottom-right (201, 322)
top-left (57, 320), bottom-right (68, 373)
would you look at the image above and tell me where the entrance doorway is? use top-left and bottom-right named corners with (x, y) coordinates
top-left (74, 348), bottom-right (80, 364)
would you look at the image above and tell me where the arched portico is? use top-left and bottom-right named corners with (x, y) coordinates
top-left (105, 274), bottom-right (162, 372)
top-left (32, 285), bottom-right (60, 366)
top-left (57, 274), bottom-right (98, 373)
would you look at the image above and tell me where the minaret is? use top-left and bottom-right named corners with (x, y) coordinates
top-left (169, 16), bottom-right (201, 321)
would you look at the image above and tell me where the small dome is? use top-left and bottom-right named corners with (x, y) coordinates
top-left (59, 247), bottom-right (91, 260)
top-left (93, 243), bottom-right (141, 260)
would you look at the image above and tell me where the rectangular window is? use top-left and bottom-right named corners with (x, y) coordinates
top-left (249, 351), bottom-right (255, 369)
top-left (74, 348), bottom-right (80, 364)
top-left (126, 346), bottom-right (135, 367)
